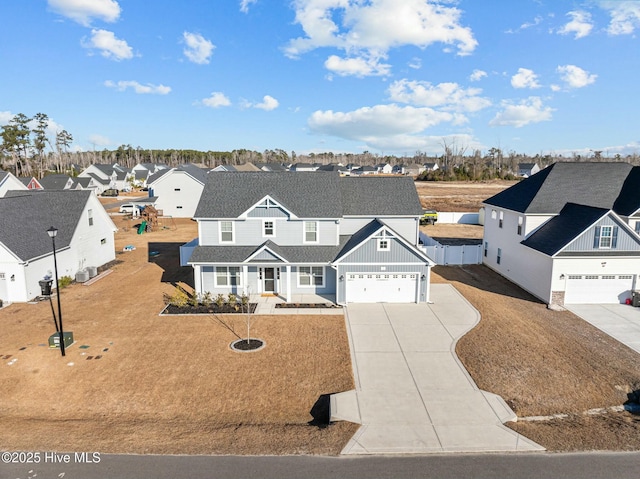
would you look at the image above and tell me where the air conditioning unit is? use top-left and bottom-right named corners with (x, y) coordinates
top-left (76, 269), bottom-right (90, 283)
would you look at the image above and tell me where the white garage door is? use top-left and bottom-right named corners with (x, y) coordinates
top-left (346, 273), bottom-right (418, 303)
top-left (564, 274), bottom-right (635, 304)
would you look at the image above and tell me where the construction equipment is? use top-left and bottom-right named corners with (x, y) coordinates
top-left (420, 210), bottom-right (438, 225)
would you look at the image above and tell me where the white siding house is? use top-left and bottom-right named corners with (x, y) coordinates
top-left (0, 190), bottom-right (117, 303)
top-left (0, 172), bottom-right (28, 197)
top-left (483, 162), bottom-right (640, 307)
top-left (147, 165), bottom-right (208, 218)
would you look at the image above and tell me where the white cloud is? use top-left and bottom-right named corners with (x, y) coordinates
top-left (82, 29), bottom-right (133, 61)
top-left (183, 32), bottom-right (215, 65)
top-left (557, 64), bottom-right (597, 88)
top-left (490, 97), bottom-right (554, 128)
top-left (511, 68), bottom-right (540, 89)
top-left (240, 0), bottom-right (257, 13)
top-left (408, 57), bottom-right (422, 69)
top-left (88, 134), bottom-right (111, 147)
top-left (201, 92), bottom-right (232, 108)
top-left (255, 95), bottom-right (279, 111)
top-left (48, 0), bottom-right (121, 26)
top-left (308, 104), bottom-right (453, 143)
top-left (0, 111), bottom-right (14, 124)
top-left (470, 69), bottom-right (487, 81)
top-left (104, 80), bottom-right (171, 94)
top-left (558, 10), bottom-right (593, 39)
top-left (505, 15), bottom-right (543, 34)
top-left (601, 1), bottom-right (640, 35)
top-left (388, 79), bottom-right (491, 113)
top-left (285, 0), bottom-right (477, 77)
top-left (324, 54), bottom-right (390, 77)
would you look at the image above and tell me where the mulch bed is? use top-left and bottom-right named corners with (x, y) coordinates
top-left (162, 303), bottom-right (257, 315)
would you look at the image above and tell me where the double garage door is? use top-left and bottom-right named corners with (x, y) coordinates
top-left (564, 274), bottom-right (635, 304)
top-left (346, 273), bottom-right (418, 303)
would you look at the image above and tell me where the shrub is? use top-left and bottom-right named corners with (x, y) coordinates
top-left (187, 289), bottom-right (199, 307)
top-left (164, 287), bottom-right (188, 307)
top-left (202, 291), bottom-right (212, 308)
top-left (58, 276), bottom-right (73, 288)
top-left (215, 294), bottom-right (226, 309)
top-left (228, 293), bottom-right (237, 311)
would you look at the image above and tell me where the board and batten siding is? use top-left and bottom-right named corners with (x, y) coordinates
top-left (247, 207), bottom-right (289, 218)
top-left (563, 215), bottom-right (640, 253)
top-left (340, 236), bottom-right (426, 264)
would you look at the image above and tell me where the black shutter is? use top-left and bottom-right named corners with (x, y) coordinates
top-left (593, 226), bottom-right (601, 248)
top-left (612, 226), bottom-right (619, 248)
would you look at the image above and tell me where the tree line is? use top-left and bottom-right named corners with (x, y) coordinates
top-left (3, 112), bottom-right (640, 181)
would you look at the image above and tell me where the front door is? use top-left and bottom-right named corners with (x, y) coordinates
top-left (263, 268), bottom-right (276, 293)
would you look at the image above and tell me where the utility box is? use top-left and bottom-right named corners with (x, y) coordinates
top-left (632, 291), bottom-right (640, 307)
top-left (49, 332), bottom-right (74, 349)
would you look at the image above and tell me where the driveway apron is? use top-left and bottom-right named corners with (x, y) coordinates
top-left (566, 304), bottom-right (640, 354)
top-left (331, 284), bottom-right (544, 454)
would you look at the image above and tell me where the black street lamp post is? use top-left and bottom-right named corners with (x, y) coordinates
top-left (47, 226), bottom-right (65, 357)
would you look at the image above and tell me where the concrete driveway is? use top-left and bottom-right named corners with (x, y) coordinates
top-left (565, 304), bottom-right (640, 354)
top-left (331, 284), bottom-right (544, 454)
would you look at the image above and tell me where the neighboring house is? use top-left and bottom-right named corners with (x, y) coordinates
top-left (317, 163), bottom-right (349, 174)
top-left (211, 164), bottom-right (236, 172)
top-left (39, 174), bottom-right (74, 190)
top-left (375, 163), bottom-right (393, 174)
top-left (18, 176), bottom-right (44, 190)
top-left (147, 164), bottom-right (208, 218)
top-left (0, 190), bottom-right (117, 303)
top-left (350, 165), bottom-right (377, 176)
top-left (423, 162), bottom-right (439, 172)
top-left (517, 163), bottom-right (540, 178)
top-left (255, 162), bottom-right (287, 172)
top-left (290, 163), bottom-right (318, 172)
top-left (394, 164), bottom-right (426, 176)
top-left (186, 172), bottom-right (434, 304)
top-left (234, 162), bottom-right (262, 172)
top-left (0, 172), bottom-right (29, 197)
top-left (483, 162), bottom-right (640, 307)
top-left (78, 164), bottom-right (131, 193)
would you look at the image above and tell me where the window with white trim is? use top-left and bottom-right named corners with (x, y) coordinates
top-left (377, 238), bottom-right (390, 251)
top-left (88, 209), bottom-right (93, 226)
top-left (499, 211), bottom-right (504, 228)
top-left (497, 248), bottom-right (502, 265)
top-left (220, 221), bottom-right (234, 243)
top-left (215, 267), bottom-right (242, 286)
top-left (304, 221), bottom-right (318, 243)
top-left (263, 220), bottom-right (275, 237)
top-left (298, 266), bottom-right (324, 287)
top-left (599, 226), bottom-right (613, 248)
top-left (517, 216), bottom-right (523, 235)
top-left (484, 241), bottom-right (488, 257)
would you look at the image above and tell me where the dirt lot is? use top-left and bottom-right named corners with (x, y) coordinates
top-left (434, 265), bottom-right (640, 451)
top-left (0, 212), bottom-right (357, 455)
top-left (415, 180), bottom-right (516, 212)
top-left (420, 223), bottom-right (484, 243)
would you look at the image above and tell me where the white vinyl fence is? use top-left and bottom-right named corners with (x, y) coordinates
top-left (436, 212), bottom-right (480, 224)
top-left (420, 232), bottom-right (483, 266)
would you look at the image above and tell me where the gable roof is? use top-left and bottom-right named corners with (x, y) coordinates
top-left (485, 162), bottom-right (634, 214)
top-left (612, 166), bottom-right (640, 216)
top-left (234, 162), bottom-right (261, 172)
top-left (39, 174), bottom-right (72, 190)
top-left (339, 176), bottom-right (423, 216)
top-left (521, 203), bottom-right (609, 256)
top-left (195, 172), bottom-right (343, 218)
top-left (0, 190), bottom-right (93, 261)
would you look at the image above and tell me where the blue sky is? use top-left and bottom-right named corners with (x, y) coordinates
top-left (1, 0), bottom-right (639, 157)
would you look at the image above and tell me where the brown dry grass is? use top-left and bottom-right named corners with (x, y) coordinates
top-left (420, 223), bottom-right (485, 240)
top-left (415, 180), bottom-right (517, 212)
top-left (433, 265), bottom-right (640, 451)
top-left (0, 214), bottom-right (357, 455)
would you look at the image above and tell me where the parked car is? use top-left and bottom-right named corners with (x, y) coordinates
top-left (119, 203), bottom-right (141, 214)
top-left (101, 188), bottom-right (119, 197)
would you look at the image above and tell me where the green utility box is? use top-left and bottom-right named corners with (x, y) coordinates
top-left (48, 332), bottom-right (74, 349)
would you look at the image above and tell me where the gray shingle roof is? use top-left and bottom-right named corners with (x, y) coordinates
top-left (39, 174), bottom-right (71, 190)
top-left (189, 236), bottom-right (351, 264)
top-left (0, 190), bottom-right (92, 261)
top-left (340, 176), bottom-right (424, 216)
top-left (521, 203), bottom-right (609, 256)
top-left (195, 172), bottom-right (343, 218)
top-left (485, 162), bottom-right (634, 214)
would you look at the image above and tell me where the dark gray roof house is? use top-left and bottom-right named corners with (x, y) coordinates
top-left (39, 174), bottom-right (73, 190)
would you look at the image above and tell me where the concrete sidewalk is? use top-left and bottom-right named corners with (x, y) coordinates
top-left (566, 303), bottom-right (640, 354)
top-left (331, 284), bottom-right (544, 454)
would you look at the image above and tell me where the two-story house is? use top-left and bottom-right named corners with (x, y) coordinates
top-left (147, 164), bottom-right (209, 218)
top-left (482, 162), bottom-right (640, 307)
top-left (185, 172), bottom-right (433, 304)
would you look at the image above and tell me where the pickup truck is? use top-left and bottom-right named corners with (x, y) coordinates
top-left (420, 210), bottom-right (438, 225)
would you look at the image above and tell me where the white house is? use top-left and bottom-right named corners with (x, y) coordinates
top-left (482, 162), bottom-right (640, 307)
top-left (0, 172), bottom-right (28, 197)
top-left (147, 164), bottom-right (209, 218)
top-left (0, 190), bottom-right (117, 303)
top-left (517, 163), bottom-right (540, 178)
top-left (375, 163), bottom-right (393, 174)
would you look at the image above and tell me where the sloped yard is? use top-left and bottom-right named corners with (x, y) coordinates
top-left (0, 216), bottom-right (357, 455)
top-left (434, 265), bottom-right (640, 451)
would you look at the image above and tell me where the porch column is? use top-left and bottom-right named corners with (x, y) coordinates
top-left (242, 265), bottom-right (248, 296)
top-left (285, 265), bottom-right (291, 303)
